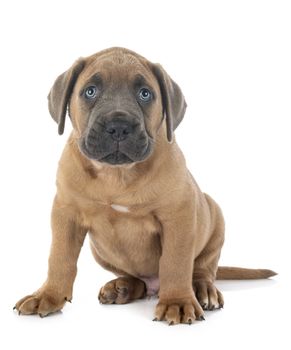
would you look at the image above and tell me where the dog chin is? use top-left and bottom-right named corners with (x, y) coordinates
top-left (100, 151), bottom-right (134, 165)
top-left (79, 146), bottom-right (136, 168)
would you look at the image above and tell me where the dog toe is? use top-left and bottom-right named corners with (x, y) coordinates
top-left (98, 277), bottom-right (146, 305)
top-left (193, 280), bottom-right (224, 310)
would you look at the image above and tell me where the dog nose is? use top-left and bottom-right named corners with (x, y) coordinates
top-left (105, 120), bottom-right (134, 141)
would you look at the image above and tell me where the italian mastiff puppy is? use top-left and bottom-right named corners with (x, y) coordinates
top-left (14, 47), bottom-right (276, 324)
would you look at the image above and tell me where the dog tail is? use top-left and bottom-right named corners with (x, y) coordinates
top-left (216, 266), bottom-right (277, 280)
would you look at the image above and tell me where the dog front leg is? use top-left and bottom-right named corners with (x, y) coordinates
top-left (154, 203), bottom-right (204, 325)
top-left (14, 195), bottom-right (87, 317)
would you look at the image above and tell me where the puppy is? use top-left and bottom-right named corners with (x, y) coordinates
top-left (14, 48), bottom-right (276, 324)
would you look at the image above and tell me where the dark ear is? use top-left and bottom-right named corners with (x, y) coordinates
top-left (48, 59), bottom-right (85, 135)
top-left (152, 64), bottom-right (187, 142)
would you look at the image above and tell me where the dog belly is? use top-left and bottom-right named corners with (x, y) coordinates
top-left (88, 211), bottom-right (162, 278)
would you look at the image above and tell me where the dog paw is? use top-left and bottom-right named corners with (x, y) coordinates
top-left (14, 288), bottom-right (68, 317)
top-left (193, 280), bottom-right (224, 310)
top-left (154, 295), bottom-right (205, 325)
top-left (98, 277), bottom-right (146, 304)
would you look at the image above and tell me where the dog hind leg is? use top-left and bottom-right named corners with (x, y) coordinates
top-left (193, 195), bottom-right (225, 310)
top-left (98, 276), bottom-right (146, 304)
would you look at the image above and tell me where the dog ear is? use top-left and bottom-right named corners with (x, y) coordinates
top-left (152, 64), bottom-right (187, 142)
top-left (48, 59), bottom-right (85, 135)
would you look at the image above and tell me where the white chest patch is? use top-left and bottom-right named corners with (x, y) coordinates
top-left (110, 204), bottom-right (130, 213)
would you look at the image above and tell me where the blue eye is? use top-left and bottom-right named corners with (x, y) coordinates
top-left (85, 86), bottom-right (97, 99)
top-left (138, 88), bottom-right (152, 102)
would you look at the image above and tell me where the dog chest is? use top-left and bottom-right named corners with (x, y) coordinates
top-left (110, 203), bottom-right (130, 213)
top-left (88, 210), bottom-right (162, 277)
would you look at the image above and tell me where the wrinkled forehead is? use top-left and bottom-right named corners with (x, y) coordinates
top-left (79, 52), bottom-right (159, 89)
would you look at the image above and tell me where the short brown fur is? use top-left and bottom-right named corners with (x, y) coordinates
top-left (15, 48), bottom-right (276, 324)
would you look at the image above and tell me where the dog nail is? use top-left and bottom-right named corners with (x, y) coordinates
top-left (18, 310), bottom-right (21, 316)
top-left (188, 319), bottom-right (192, 325)
top-left (168, 321), bottom-right (174, 326)
top-left (152, 317), bottom-right (158, 321)
top-left (13, 306), bottom-right (16, 311)
top-left (199, 315), bottom-right (205, 321)
top-left (219, 304), bottom-right (224, 309)
top-left (65, 297), bottom-right (72, 303)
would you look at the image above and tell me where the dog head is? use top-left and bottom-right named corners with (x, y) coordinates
top-left (48, 47), bottom-right (186, 166)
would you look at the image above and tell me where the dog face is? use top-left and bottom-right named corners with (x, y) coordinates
top-left (72, 51), bottom-right (162, 165)
top-left (48, 48), bottom-right (187, 166)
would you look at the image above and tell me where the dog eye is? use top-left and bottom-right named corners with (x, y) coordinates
top-left (138, 88), bottom-right (152, 102)
top-left (84, 86), bottom-right (98, 99)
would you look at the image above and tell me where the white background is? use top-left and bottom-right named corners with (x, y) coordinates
top-left (0, 0), bottom-right (290, 349)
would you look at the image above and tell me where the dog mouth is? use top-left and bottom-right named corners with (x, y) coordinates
top-left (100, 151), bottom-right (133, 165)
top-left (79, 134), bottom-right (153, 166)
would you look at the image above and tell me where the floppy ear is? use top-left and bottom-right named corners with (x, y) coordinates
top-left (48, 59), bottom-right (85, 135)
top-left (152, 64), bottom-right (187, 142)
